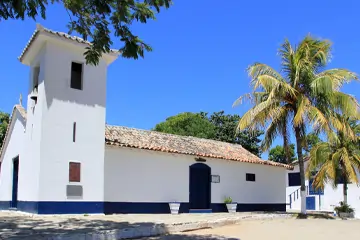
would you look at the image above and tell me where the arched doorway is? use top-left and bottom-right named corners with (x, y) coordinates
top-left (189, 163), bottom-right (211, 210)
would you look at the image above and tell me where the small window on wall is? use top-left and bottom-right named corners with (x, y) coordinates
top-left (70, 62), bottom-right (83, 90)
top-left (73, 122), bottom-right (76, 143)
top-left (69, 162), bottom-right (81, 182)
top-left (288, 172), bottom-right (301, 186)
top-left (246, 173), bottom-right (256, 182)
top-left (33, 66), bottom-right (40, 91)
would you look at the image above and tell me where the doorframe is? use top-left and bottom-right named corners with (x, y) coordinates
top-left (189, 163), bottom-right (211, 209)
top-left (11, 155), bottom-right (19, 209)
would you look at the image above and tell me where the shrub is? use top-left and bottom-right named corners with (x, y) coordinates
top-left (334, 201), bottom-right (354, 215)
top-left (224, 196), bottom-right (233, 204)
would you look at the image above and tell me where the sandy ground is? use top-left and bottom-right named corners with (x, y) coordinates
top-left (0, 211), bottom-right (287, 239)
top-left (145, 218), bottom-right (360, 240)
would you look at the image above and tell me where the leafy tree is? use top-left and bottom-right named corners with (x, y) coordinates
top-left (0, 0), bottom-right (172, 65)
top-left (153, 112), bottom-right (216, 139)
top-left (235, 36), bottom-right (359, 214)
top-left (0, 112), bottom-right (10, 147)
top-left (207, 111), bottom-right (263, 157)
top-left (304, 132), bottom-right (322, 153)
top-left (268, 144), bottom-right (296, 164)
top-left (154, 111), bottom-right (263, 156)
top-left (307, 119), bottom-right (360, 205)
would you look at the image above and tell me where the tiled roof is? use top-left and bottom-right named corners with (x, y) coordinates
top-left (290, 156), bottom-right (310, 166)
top-left (0, 106), bottom-right (293, 169)
top-left (105, 125), bottom-right (293, 169)
top-left (0, 105), bottom-right (26, 162)
top-left (19, 24), bottom-right (119, 62)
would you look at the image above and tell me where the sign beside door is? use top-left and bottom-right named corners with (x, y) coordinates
top-left (211, 175), bottom-right (220, 183)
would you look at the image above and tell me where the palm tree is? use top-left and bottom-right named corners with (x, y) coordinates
top-left (307, 119), bottom-right (360, 204)
top-left (234, 36), bottom-right (359, 214)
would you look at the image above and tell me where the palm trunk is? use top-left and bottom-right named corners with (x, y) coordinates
top-left (282, 126), bottom-right (291, 164)
top-left (343, 180), bottom-right (348, 205)
top-left (295, 127), bottom-right (307, 214)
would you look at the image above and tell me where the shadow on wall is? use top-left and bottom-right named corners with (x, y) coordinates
top-left (0, 214), bottom-right (239, 239)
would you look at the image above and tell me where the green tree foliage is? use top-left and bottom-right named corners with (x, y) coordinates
top-left (0, 112), bottom-right (10, 147)
top-left (154, 112), bottom-right (216, 139)
top-left (307, 119), bottom-right (360, 205)
top-left (235, 36), bottom-right (359, 214)
top-left (0, 0), bottom-right (172, 65)
top-left (268, 144), bottom-right (296, 164)
top-left (305, 132), bottom-right (322, 153)
top-left (207, 111), bottom-right (263, 157)
top-left (154, 111), bottom-right (263, 157)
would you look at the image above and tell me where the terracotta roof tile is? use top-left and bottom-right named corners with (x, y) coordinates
top-left (19, 24), bottom-right (119, 62)
top-left (105, 125), bottom-right (293, 169)
top-left (0, 106), bottom-right (293, 170)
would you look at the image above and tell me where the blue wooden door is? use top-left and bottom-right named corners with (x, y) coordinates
top-left (11, 157), bottom-right (19, 208)
top-left (306, 196), bottom-right (316, 210)
top-left (189, 163), bottom-right (211, 209)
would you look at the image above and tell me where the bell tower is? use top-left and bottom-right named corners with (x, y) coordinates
top-left (18, 24), bottom-right (119, 214)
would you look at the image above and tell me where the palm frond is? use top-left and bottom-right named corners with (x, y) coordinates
top-left (340, 147), bottom-right (358, 184)
top-left (247, 63), bottom-right (283, 81)
top-left (232, 93), bottom-right (253, 107)
top-left (331, 92), bottom-right (360, 118)
top-left (312, 161), bottom-right (332, 190)
top-left (237, 99), bottom-right (277, 131)
top-left (312, 69), bottom-right (357, 93)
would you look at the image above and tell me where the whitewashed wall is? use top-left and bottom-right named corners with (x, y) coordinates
top-left (32, 41), bottom-right (108, 201)
top-left (322, 184), bottom-right (360, 218)
top-left (19, 45), bottom-right (47, 202)
top-left (0, 112), bottom-right (25, 201)
top-left (104, 147), bottom-right (286, 204)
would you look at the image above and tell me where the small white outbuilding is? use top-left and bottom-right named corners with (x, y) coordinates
top-left (0, 24), bottom-right (292, 214)
top-left (286, 159), bottom-right (360, 218)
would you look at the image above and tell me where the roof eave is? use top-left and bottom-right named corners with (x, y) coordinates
top-left (19, 24), bottom-right (120, 66)
top-left (105, 140), bottom-right (294, 170)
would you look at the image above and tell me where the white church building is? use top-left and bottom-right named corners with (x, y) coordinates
top-left (0, 24), bottom-right (292, 214)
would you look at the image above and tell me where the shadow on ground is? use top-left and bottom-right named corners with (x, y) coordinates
top-left (139, 235), bottom-right (240, 240)
top-left (296, 213), bottom-right (335, 219)
top-left (0, 214), bottom-right (166, 239)
top-left (0, 214), bottom-right (242, 240)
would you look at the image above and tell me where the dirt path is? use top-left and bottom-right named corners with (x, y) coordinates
top-left (144, 218), bottom-right (360, 240)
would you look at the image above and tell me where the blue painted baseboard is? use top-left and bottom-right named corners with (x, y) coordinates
top-left (104, 202), bottom-right (190, 214)
top-left (211, 203), bottom-right (286, 212)
top-left (237, 203), bottom-right (286, 212)
top-left (0, 201), bottom-right (286, 214)
top-left (0, 201), bottom-right (10, 210)
top-left (189, 209), bottom-right (212, 213)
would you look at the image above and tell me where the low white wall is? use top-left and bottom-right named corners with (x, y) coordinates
top-left (286, 163), bottom-right (360, 218)
top-left (321, 183), bottom-right (360, 218)
top-left (0, 112), bottom-right (25, 201)
top-left (104, 147), bottom-right (286, 204)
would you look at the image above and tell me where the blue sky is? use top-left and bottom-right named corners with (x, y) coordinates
top-left (1, 0), bottom-right (359, 158)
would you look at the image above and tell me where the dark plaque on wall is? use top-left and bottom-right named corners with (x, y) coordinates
top-left (211, 175), bottom-right (220, 183)
top-left (66, 185), bottom-right (83, 199)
